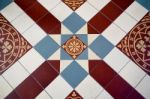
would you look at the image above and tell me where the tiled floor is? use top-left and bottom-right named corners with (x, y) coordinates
top-left (0, 0), bottom-right (150, 99)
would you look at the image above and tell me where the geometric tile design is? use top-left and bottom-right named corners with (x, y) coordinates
top-left (63, 12), bottom-right (86, 33)
top-left (34, 36), bottom-right (60, 59)
top-left (62, 35), bottom-right (87, 59)
top-left (0, 14), bottom-right (32, 74)
top-left (136, 0), bottom-right (150, 10)
top-left (62, 0), bottom-right (86, 11)
top-left (65, 90), bottom-right (83, 99)
top-left (61, 61), bottom-right (88, 88)
top-left (0, 0), bottom-right (12, 10)
top-left (89, 35), bottom-right (114, 59)
top-left (117, 12), bottom-right (150, 75)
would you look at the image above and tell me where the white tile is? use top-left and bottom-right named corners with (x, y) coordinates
top-left (114, 12), bottom-right (138, 33)
top-left (1, 2), bottom-right (23, 22)
top-left (88, 0), bottom-right (110, 11)
top-left (88, 48), bottom-right (101, 60)
top-left (2, 62), bottom-right (29, 88)
top-left (102, 23), bottom-right (126, 45)
top-left (0, 76), bottom-right (13, 98)
top-left (104, 47), bottom-right (130, 72)
top-left (76, 75), bottom-right (103, 99)
top-left (19, 48), bottom-right (45, 73)
top-left (60, 60), bottom-right (73, 73)
top-left (136, 75), bottom-right (150, 98)
top-left (11, 13), bottom-right (35, 34)
top-left (50, 2), bottom-right (73, 22)
top-left (76, 60), bottom-right (89, 73)
top-left (119, 61), bottom-right (146, 87)
top-left (38, 0), bottom-right (61, 11)
top-left (96, 90), bottom-right (113, 99)
top-left (125, 1), bottom-right (148, 21)
top-left (36, 91), bottom-right (52, 99)
top-left (23, 24), bottom-right (47, 46)
top-left (46, 76), bottom-right (73, 99)
top-left (76, 2), bottom-right (98, 22)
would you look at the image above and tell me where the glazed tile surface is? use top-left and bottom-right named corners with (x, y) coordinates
top-left (0, 0), bottom-right (150, 99)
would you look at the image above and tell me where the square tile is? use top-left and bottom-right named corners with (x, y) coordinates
top-left (0, 0), bottom-right (12, 10)
top-left (75, 2), bottom-right (98, 22)
top-left (89, 35), bottom-right (114, 59)
top-left (96, 90), bottom-right (113, 99)
top-left (114, 12), bottom-right (137, 33)
top-left (0, 76), bottom-right (13, 98)
top-left (119, 61), bottom-right (146, 87)
top-left (102, 23), bottom-right (126, 45)
top-left (23, 24), bottom-right (47, 46)
top-left (50, 2), bottom-right (73, 22)
top-left (1, 2), bottom-right (23, 22)
top-left (136, 75), bottom-right (150, 98)
top-left (61, 61), bottom-right (88, 88)
top-left (45, 76), bottom-right (73, 99)
top-left (76, 75), bottom-right (103, 99)
top-left (19, 48), bottom-right (45, 73)
top-left (11, 13), bottom-right (35, 34)
top-left (36, 91), bottom-right (51, 99)
top-left (88, 0), bottom-right (110, 11)
top-left (34, 36), bottom-right (60, 59)
top-left (104, 47), bottom-right (130, 72)
top-left (136, 0), bottom-right (150, 10)
top-left (125, 1), bottom-right (148, 21)
top-left (63, 12), bottom-right (86, 33)
top-left (2, 62), bottom-right (29, 88)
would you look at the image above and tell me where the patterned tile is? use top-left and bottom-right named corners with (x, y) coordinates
top-left (117, 12), bottom-right (150, 75)
top-left (62, 0), bottom-right (86, 11)
top-left (0, 14), bottom-right (32, 74)
top-left (65, 90), bottom-right (83, 99)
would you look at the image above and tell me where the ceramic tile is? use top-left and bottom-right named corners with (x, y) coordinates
top-left (0, 14), bottom-right (32, 74)
top-left (0, 1), bottom-right (150, 99)
top-left (0, 0), bottom-right (12, 10)
top-left (1, 2), bottom-right (24, 22)
top-left (117, 12), bottom-right (150, 75)
top-left (62, 0), bottom-right (86, 11)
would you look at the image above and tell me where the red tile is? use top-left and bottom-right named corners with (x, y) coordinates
top-left (105, 76), bottom-right (144, 99)
top-left (32, 61), bottom-right (59, 88)
top-left (88, 12), bottom-right (111, 34)
top-left (101, 2), bottom-right (122, 21)
top-left (25, 2), bottom-right (48, 22)
top-left (47, 60), bottom-right (60, 73)
top-left (15, 0), bottom-right (36, 11)
top-left (37, 13), bottom-right (61, 34)
top-left (65, 90), bottom-right (83, 99)
top-left (15, 76), bottom-right (43, 99)
top-left (127, 90), bottom-right (144, 99)
top-left (89, 60), bottom-right (117, 87)
top-left (5, 91), bottom-right (20, 99)
top-left (112, 0), bottom-right (134, 10)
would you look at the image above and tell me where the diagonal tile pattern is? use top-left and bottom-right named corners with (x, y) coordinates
top-left (0, 0), bottom-right (150, 99)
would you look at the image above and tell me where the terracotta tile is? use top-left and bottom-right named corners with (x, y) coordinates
top-left (89, 60), bottom-right (117, 87)
top-left (0, 14), bottom-right (32, 74)
top-left (32, 61), bottom-right (59, 88)
top-left (5, 91), bottom-right (20, 99)
top-left (15, 0), bottom-right (36, 11)
top-left (105, 76), bottom-right (144, 99)
top-left (15, 76), bottom-right (43, 99)
top-left (25, 2), bottom-right (48, 22)
top-left (37, 13), bottom-right (61, 34)
top-left (117, 12), bottom-right (150, 75)
top-left (112, 0), bottom-right (134, 10)
top-left (47, 60), bottom-right (60, 73)
top-left (88, 12), bottom-right (111, 34)
top-left (101, 2), bottom-right (122, 21)
top-left (127, 90), bottom-right (145, 99)
top-left (65, 90), bottom-right (83, 99)
top-left (62, 0), bottom-right (86, 11)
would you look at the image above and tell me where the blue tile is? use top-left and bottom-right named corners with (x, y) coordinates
top-left (61, 61), bottom-right (88, 88)
top-left (89, 35), bottom-right (114, 59)
top-left (0, 0), bottom-right (12, 10)
top-left (61, 49), bottom-right (73, 60)
top-left (63, 12), bottom-right (86, 33)
top-left (77, 34), bottom-right (88, 45)
top-left (76, 48), bottom-right (88, 60)
top-left (136, 0), bottom-right (150, 10)
top-left (34, 36), bottom-right (59, 59)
